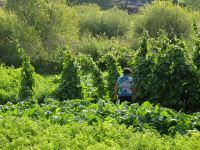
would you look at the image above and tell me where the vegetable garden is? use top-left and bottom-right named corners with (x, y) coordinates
top-left (1, 1), bottom-right (200, 149)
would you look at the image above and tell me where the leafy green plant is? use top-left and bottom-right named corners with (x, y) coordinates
top-left (0, 65), bottom-right (20, 104)
top-left (5, 0), bottom-right (79, 73)
top-left (133, 31), bottom-right (154, 102)
top-left (1, 99), bottom-right (200, 135)
top-left (105, 53), bottom-right (121, 100)
top-left (78, 6), bottom-right (130, 38)
top-left (0, 114), bottom-right (199, 149)
top-left (18, 48), bottom-right (35, 102)
top-left (0, 9), bottom-right (42, 67)
top-left (133, 30), bottom-right (200, 112)
top-left (133, 1), bottom-right (193, 39)
top-left (193, 23), bottom-right (200, 69)
top-left (56, 50), bottom-right (83, 100)
top-left (151, 37), bottom-right (200, 112)
top-left (77, 54), bottom-right (105, 98)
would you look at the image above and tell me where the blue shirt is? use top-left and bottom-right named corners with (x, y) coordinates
top-left (117, 75), bottom-right (134, 96)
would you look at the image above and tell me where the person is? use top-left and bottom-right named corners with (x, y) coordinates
top-left (114, 68), bottom-right (135, 103)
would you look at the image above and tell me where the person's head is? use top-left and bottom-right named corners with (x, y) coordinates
top-left (123, 68), bottom-right (132, 76)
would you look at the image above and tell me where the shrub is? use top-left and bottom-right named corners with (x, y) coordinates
top-left (6, 0), bottom-right (79, 51)
top-left (0, 65), bottom-right (20, 104)
top-left (78, 5), bottom-right (130, 38)
top-left (0, 9), bottom-right (43, 67)
top-left (151, 38), bottom-right (200, 111)
top-left (133, 31), bottom-right (200, 112)
top-left (5, 0), bottom-right (79, 73)
top-left (77, 54), bottom-right (105, 99)
top-left (56, 50), bottom-right (83, 100)
top-left (133, 1), bottom-right (193, 39)
top-left (132, 31), bottom-right (154, 103)
top-left (77, 36), bottom-right (111, 61)
top-left (106, 53), bottom-right (121, 100)
top-left (18, 48), bottom-right (35, 102)
top-left (193, 23), bottom-right (200, 69)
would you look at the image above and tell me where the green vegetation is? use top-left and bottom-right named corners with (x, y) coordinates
top-left (133, 1), bottom-right (194, 38)
top-left (78, 6), bottom-right (130, 38)
top-left (0, 9), bottom-right (42, 67)
top-left (106, 54), bottom-right (121, 99)
top-left (18, 48), bottom-right (35, 102)
top-left (56, 50), bottom-right (83, 100)
top-left (0, 99), bottom-right (200, 149)
top-left (1, 116), bottom-right (199, 149)
top-left (1, 0), bottom-right (200, 149)
top-left (133, 30), bottom-right (200, 112)
top-left (183, 0), bottom-right (200, 10)
top-left (77, 54), bottom-right (106, 98)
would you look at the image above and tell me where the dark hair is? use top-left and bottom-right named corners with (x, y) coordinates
top-left (123, 68), bottom-right (132, 75)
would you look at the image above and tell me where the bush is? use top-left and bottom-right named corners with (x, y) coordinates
top-left (77, 54), bottom-right (105, 99)
top-left (193, 23), bottom-right (200, 69)
top-left (6, 0), bottom-right (79, 51)
top-left (106, 54), bottom-right (121, 100)
top-left (132, 31), bottom-right (154, 103)
top-left (77, 5), bottom-right (130, 38)
top-left (18, 48), bottom-right (35, 102)
top-left (0, 65), bottom-right (20, 104)
top-left (5, 0), bottom-right (79, 73)
top-left (0, 9), bottom-right (43, 67)
top-left (133, 31), bottom-right (200, 112)
top-left (133, 1), bottom-right (193, 39)
top-left (56, 50), bottom-right (83, 100)
top-left (77, 36), bottom-right (111, 61)
top-left (0, 65), bottom-right (60, 104)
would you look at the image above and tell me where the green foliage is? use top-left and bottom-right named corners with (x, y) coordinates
top-left (106, 54), bottom-right (121, 100)
top-left (193, 40), bottom-right (200, 69)
top-left (5, 0), bottom-right (79, 73)
top-left (18, 48), bottom-right (35, 101)
top-left (77, 54), bottom-right (105, 98)
top-left (56, 50), bottom-right (83, 100)
top-left (184, 0), bottom-right (200, 10)
top-left (0, 66), bottom-right (20, 104)
top-left (133, 31), bottom-right (200, 112)
top-left (1, 99), bottom-right (200, 135)
top-left (6, 0), bottom-right (79, 50)
top-left (78, 5), bottom-right (130, 38)
top-left (133, 31), bottom-right (154, 102)
top-left (0, 9), bottom-right (43, 67)
top-left (193, 23), bottom-right (200, 69)
top-left (77, 36), bottom-right (111, 61)
top-left (0, 65), bottom-right (60, 104)
top-left (133, 1), bottom-right (193, 39)
top-left (0, 113), bottom-right (199, 149)
top-left (151, 38), bottom-right (200, 111)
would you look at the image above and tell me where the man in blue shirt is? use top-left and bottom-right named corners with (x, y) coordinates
top-left (114, 68), bottom-right (135, 103)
